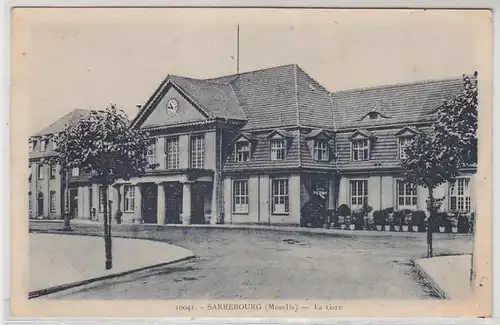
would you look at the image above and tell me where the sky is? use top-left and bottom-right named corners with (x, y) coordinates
top-left (12, 8), bottom-right (491, 134)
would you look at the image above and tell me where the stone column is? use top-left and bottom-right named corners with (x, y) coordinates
top-left (210, 174), bottom-right (219, 225)
top-left (135, 184), bottom-right (142, 223)
top-left (328, 177), bottom-right (335, 210)
top-left (110, 185), bottom-right (119, 224)
top-left (77, 186), bottom-right (84, 219)
top-left (157, 183), bottom-right (166, 225)
top-left (182, 182), bottom-right (192, 225)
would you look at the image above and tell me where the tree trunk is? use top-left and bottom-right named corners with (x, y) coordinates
top-left (103, 184), bottom-right (112, 270)
top-left (427, 186), bottom-right (435, 258)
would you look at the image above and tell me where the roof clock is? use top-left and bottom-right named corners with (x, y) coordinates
top-left (166, 98), bottom-right (179, 116)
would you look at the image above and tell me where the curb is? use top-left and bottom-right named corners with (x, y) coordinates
top-left (30, 220), bottom-right (473, 239)
top-left (412, 260), bottom-right (447, 299)
top-left (29, 254), bottom-right (196, 299)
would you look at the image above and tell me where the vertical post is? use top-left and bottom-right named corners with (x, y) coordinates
top-left (157, 183), bottom-right (166, 225)
top-left (103, 184), bottom-right (112, 270)
top-left (182, 182), bottom-right (192, 225)
top-left (63, 169), bottom-right (71, 230)
top-left (236, 24), bottom-right (240, 74)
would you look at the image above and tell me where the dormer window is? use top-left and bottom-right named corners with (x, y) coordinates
top-left (352, 139), bottom-right (369, 161)
top-left (314, 140), bottom-right (329, 161)
top-left (40, 139), bottom-right (46, 152)
top-left (271, 140), bottom-right (286, 160)
top-left (235, 142), bottom-right (250, 162)
top-left (52, 138), bottom-right (58, 150)
top-left (395, 126), bottom-right (418, 160)
top-left (29, 141), bottom-right (34, 153)
top-left (368, 112), bottom-right (379, 120)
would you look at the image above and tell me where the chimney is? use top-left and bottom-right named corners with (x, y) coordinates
top-left (136, 105), bottom-right (142, 113)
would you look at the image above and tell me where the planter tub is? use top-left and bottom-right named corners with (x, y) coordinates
top-left (412, 225), bottom-right (419, 232)
top-left (452, 226), bottom-right (458, 233)
top-left (439, 226), bottom-right (445, 233)
top-left (340, 224), bottom-right (346, 230)
top-left (393, 225), bottom-right (401, 232)
top-left (376, 225), bottom-right (383, 231)
top-left (384, 225), bottom-right (391, 232)
top-left (402, 225), bottom-right (409, 232)
top-left (349, 224), bottom-right (356, 231)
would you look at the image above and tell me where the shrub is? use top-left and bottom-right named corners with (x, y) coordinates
top-left (115, 210), bottom-right (123, 224)
top-left (392, 210), bottom-right (406, 226)
top-left (351, 211), bottom-right (365, 230)
top-left (300, 198), bottom-right (326, 228)
top-left (410, 210), bottom-right (426, 229)
top-left (373, 210), bottom-right (388, 226)
top-left (383, 207), bottom-right (395, 214)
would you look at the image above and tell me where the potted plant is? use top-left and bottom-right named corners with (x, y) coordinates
top-left (392, 210), bottom-right (404, 232)
top-left (410, 210), bottom-right (426, 232)
top-left (457, 213), bottom-right (470, 233)
top-left (432, 212), bottom-right (448, 233)
top-left (340, 223), bottom-right (347, 230)
top-left (352, 211), bottom-right (366, 230)
top-left (373, 210), bottom-right (387, 231)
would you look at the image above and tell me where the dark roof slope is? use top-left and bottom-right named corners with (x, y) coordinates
top-left (330, 77), bottom-right (464, 129)
top-left (33, 109), bottom-right (91, 137)
top-left (169, 75), bottom-right (247, 120)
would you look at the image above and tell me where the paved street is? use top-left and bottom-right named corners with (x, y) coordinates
top-left (31, 223), bottom-right (473, 300)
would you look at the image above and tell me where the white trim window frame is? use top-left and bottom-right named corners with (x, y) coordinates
top-left (449, 178), bottom-right (471, 213)
top-left (270, 140), bottom-right (286, 161)
top-left (190, 135), bottom-right (205, 169)
top-left (314, 139), bottom-right (329, 161)
top-left (165, 137), bottom-right (180, 170)
top-left (29, 141), bottom-right (34, 153)
top-left (40, 139), bottom-right (46, 152)
top-left (37, 164), bottom-right (44, 180)
top-left (351, 139), bottom-right (369, 161)
top-left (271, 178), bottom-right (289, 214)
top-left (124, 185), bottom-right (136, 213)
top-left (71, 167), bottom-right (80, 177)
top-left (396, 180), bottom-right (418, 210)
top-left (399, 137), bottom-right (412, 160)
top-left (50, 164), bottom-right (57, 178)
top-left (233, 180), bottom-right (249, 214)
top-left (350, 180), bottom-right (368, 210)
top-left (146, 141), bottom-right (157, 168)
top-left (28, 192), bottom-right (32, 213)
top-left (235, 141), bottom-right (251, 162)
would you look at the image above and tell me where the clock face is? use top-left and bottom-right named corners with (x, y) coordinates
top-left (166, 99), bottom-right (179, 116)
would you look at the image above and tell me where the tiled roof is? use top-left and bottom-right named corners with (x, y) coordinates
top-left (207, 64), bottom-right (334, 130)
top-left (330, 77), bottom-right (463, 129)
top-left (168, 76), bottom-right (247, 121)
top-left (33, 109), bottom-right (91, 137)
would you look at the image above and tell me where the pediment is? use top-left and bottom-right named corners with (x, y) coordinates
top-left (305, 129), bottom-right (331, 140)
top-left (348, 129), bottom-right (372, 140)
top-left (395, 126), bottom-right (418, 138)
top-left (266, 129), bottom-right (293, 140)
top-left (131, 80), bottom-right (210, 130)
top-left (232, 132), bottom-right (257, 143)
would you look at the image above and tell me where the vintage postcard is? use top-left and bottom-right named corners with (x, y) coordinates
top-left (10, 7), bottom-right (492, 319)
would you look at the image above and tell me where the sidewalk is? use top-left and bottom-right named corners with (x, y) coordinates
top-left (29, 233), bottom-right (195, 297)
top-left (414, 254), bottom-right (474, 299)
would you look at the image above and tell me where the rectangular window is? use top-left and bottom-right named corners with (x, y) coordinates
top-left (146, 141), bottom-right (156, 167)
top-left (99, 186), bottom-right (105, 213)
top-left (235, 142), bottom-right (250, 162)
top-left (396, 181), bottom-right (418, 209)
top-left (314, 140), bottom-right (329, 161)
top-left (124, 185), bottom-right (135, 212)
top-left (50, 191), bottom-right (56, 213)
top-left (40, 139), bottom-right (46, 152)
top-left (29, 141), bottom-right (34, 153)
top-left (50, 164), bottom-right (57, 178)
top-left (351, 139), bottom-right (369, 161)
top-left (399, 137), bottom-right (412, 159)
top-left (450, 178), bottom-right (471, 212)
top-left (350, 180), bottom-right (368, 210)
top-left (233, 180), bottom-right (249, 213)
top-left (270, 140), bottom-right (286, 160)
top-left (166, 138), bottom-right (180, 169)
top-left (52, 138), bottom-right (58, 150)
top-left (29, 164), bottom-right (32, 182)
top-left (71, 167), bottom-right (80, 176)
top-left (272, 179), bottom-right (289, 214)
top-left (190, 135), bottom-right (205, 168)
top-left (37, 164), bottom-right (44, 180)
